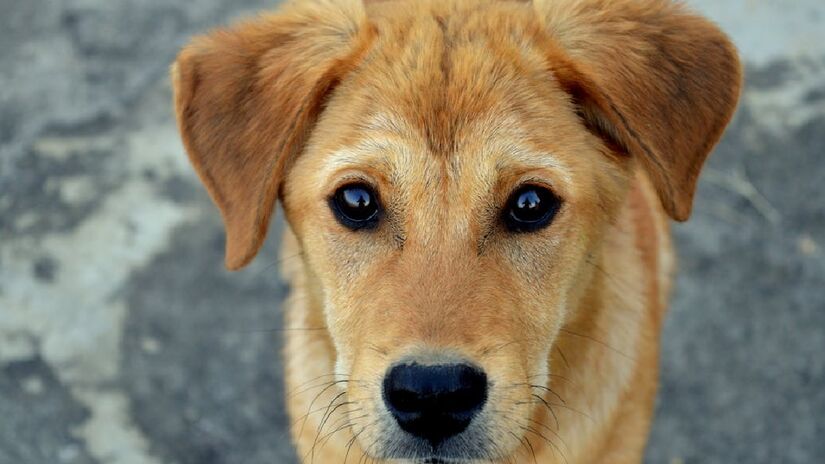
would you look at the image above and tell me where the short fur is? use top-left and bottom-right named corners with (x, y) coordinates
top-left (173, 0), bottom-right (741, 462)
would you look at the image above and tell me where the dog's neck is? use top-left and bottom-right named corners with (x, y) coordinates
top-left (280, 174), bottom-right (671, 463)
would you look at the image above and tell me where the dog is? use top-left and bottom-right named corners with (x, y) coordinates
top-left (172, 0), bottom-right (741, 462)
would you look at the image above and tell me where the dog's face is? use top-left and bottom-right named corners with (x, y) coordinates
top-left (283, 50), bottom-right (623, 457)
top-left (173, 0), bottom-right (740, 461)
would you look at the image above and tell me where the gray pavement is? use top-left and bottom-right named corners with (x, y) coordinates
top-left (1, 1), bottom-right (823, 463)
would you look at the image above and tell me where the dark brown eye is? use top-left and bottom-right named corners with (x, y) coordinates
top-left (503, 185), bottom-right (561, 232)
top-left (330, 183), bottom-right (380, 230)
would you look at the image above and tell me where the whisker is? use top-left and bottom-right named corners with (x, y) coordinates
top-left (543, 401), bottom-right (593, 421)
top-left (523, 434), bottom-right (538, 464)
top-left (558, 328), bottom-right (635, 362)
top-left (291, 402), bottom-right (342, 428)
top-left (320, 412), bottom-right (369, 449)
top-left (313, 399), bottom-right (355, 460)
top-left (510, 430), bottom-right (537, 464)
top-left (307, 391), bottom-right (348, 463)
top-left (255, 251), bottom-right (305, 277)
top-left (344, 425), bottom-right (365, 464)
top-left (498, 410), bottom-right (568, 464)
top-left (520, 395), bottom-right (594, 423)
top-left (526, 393), bottom-right (559, 430)
top-left (585, 257), bottom-right (637, 294)
top-left (320, 410), bottom-right (363, 444)
top-left (359, 422), bottom-right (385, 464)
top-left (366, 343), bottom-right (388, 357)
top-left (298, 381), bottom-right (348, 438)
top-left (555, 346), bottom-right (570, 369)
top-left (288, 374), bottom-right (350, 398)
top-left (479, 340), bottom-right (520, 358)
top-left (525, 417), bottom-right (571, 455)
top-left (548, 373), bottom-right (579, 389)
top-left (521, 425), bottom-right (568, 464)
top-left (528, 384), bottom-right (566, 404)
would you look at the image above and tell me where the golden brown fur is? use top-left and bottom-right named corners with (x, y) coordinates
top-left (172, 0), bottom-right (741, 462)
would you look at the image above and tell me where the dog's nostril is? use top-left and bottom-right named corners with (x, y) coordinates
top-left (382, 362), bottom-right (488, 447)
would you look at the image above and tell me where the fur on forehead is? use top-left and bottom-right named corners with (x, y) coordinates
top-left (353, 0), bottom-right (557, 157)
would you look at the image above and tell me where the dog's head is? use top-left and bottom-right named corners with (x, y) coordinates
top-left (173, 0), bottom-right (740, 460)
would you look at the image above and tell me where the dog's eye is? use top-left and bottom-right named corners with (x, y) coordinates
top-left (330, 183), bottom-right (380, 230)
top-left (503, 185), bottom-right (561, 232)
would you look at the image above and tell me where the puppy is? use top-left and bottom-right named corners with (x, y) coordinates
top-left (172, 0), bottom-right (741, 462)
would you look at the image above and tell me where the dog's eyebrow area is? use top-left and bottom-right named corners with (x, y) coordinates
top-left (492, 146), bottom-right (573, 191)
top-left (317, 142), bottom-right (409, 193)
top-left (317, 112), bottom-right (576, 192)
top-left (318, 141), bottom-right (573, 202)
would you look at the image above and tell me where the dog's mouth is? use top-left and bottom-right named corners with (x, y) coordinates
top-left (365, 408), bottom-right (517, 463)
top-left (412, 456), bottom-right (477, 464)
top-left (373, 431), bottom-right (495, 462)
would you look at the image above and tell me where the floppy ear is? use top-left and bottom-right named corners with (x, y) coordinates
top-left (172, 0), bottom-right (373, 269)
top-left (534, 0), bottom-right (742, 220)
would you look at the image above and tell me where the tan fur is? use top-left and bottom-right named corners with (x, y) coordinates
top-left (172, 0), bottom-right (741, 462)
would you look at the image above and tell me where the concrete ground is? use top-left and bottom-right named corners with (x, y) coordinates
top-left (1, 1), bottom-right (823, 463)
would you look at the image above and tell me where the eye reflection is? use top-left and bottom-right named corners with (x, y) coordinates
top-left (504, 185), bottom-right (561, 232)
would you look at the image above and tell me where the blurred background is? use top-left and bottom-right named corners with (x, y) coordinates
top-left (1, 0), bottom-right (823, 463)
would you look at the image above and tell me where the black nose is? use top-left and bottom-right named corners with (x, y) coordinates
top-left (382, 363), bottom-right (488, 447)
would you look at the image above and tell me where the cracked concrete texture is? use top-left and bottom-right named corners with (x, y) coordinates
top-left (0, 1), bottom-right (823, 463)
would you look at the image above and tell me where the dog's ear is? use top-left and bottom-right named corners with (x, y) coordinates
top-left (534, 0), bottom-right (742, 220)
top-left (172, 0), bottom-right (372, 269)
